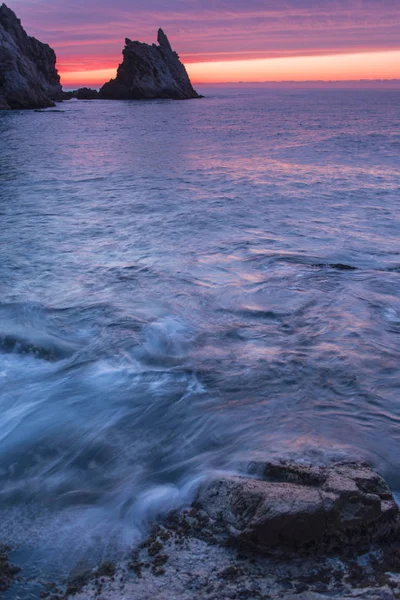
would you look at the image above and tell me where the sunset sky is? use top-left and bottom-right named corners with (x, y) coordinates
top-left (10, 0), bottom-right (400, 87)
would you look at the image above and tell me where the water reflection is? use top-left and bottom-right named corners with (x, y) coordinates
top-left (0, 90), bottom-right (399, 585)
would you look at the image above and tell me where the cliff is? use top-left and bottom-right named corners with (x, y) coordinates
top-left (100, 29), bottom-right (200, 100)
top-left (0, 3), bottom-right (63, 109)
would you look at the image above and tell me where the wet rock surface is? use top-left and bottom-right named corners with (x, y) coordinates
top-left (27, 460), bottom-right (400, 600)
top-left (197, 461), bottom-right (399, 554)
top-left (54, 521), bottom-right (400, 600)
top-left (100, 28), bottom-right (200, 100)
top-left (0, 3), bottom-right (62, 109)
top-left (0, 545), bottom-right (20, 592)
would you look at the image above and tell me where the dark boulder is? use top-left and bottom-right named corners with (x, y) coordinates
top-left (0, 3), bottom-right (63, 109)
top-left (100, 28), bottom-right (200, 100)
top-left (196, 460), bottom-right (399, 554)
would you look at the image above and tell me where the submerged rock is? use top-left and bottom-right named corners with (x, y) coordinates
top-left (0, 3), bottom-right (63, 109)
top-left (100, 28), bottom-right (200, 100)
top-left (196, 460), bottom-right (399, 554)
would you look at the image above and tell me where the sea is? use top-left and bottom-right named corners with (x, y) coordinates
top-left (0, 86), bottom-right (399, 592)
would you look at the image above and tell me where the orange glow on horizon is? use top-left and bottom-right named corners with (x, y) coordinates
top-left (188, 51), bottom-right (400, 84)
top-left (60, 68), bottom-right (117, 87)
top-left (59, 50), bottom-right (400, 89)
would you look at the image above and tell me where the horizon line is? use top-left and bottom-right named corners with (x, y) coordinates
top-left (62, 78), bottom-right (400, 91)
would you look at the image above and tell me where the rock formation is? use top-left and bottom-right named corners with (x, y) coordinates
top-left (0, 3), bottom-right (63, 109)
top-left (61, 87), bottom-right (100, 100)
top-left (197, 460), bottom-right (399, 554)
top-left (72, 87), bottom-right (99, 100)
top-left (100, 29), bottom-right (200, 100)
top-left (53, 459), bottom-right (400, 600)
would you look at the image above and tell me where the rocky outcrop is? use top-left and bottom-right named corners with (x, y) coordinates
top-left (100, 29), bottom-right (200, 100)
top-left (196, 460), bottom-right (400, 554)
top-left (8, 459), bottom-right (400, 598)
top-left (62, 87), bottom-right (99, 100)
top-left (56, 460), bottom-right (400, 600)
top-left (72, 87), bottom-right (99, 100)
top-left (0, 3), bottom-right (63, 109)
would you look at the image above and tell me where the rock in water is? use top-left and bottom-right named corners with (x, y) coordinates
top-left (0, 3), bottom-right (63, 109)
top-left (72, 87), bottom-right (99, 100)
top-left (197, 460), bottom-right (400, 554)
top-left (100, 28), bottom-right (200, 100)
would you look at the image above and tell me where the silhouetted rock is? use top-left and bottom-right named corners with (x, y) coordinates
top-left (72, 87), bottom-right (99, 100)
top-left (0, 3), bottom-right (63, 109)
top-left (196, 460), bottom-right (399, 554)
top-left (100, 28), bottom-right (200, 100)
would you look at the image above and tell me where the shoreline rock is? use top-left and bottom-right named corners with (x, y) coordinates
top-left (0, 3), bottom-right (63, 110)
top-left (10, 458), bottom-right (400, 599)
top-left (197, 460), bottom-right (399, 555)
top-left (100, 28), bottom-right (200, 100)
top-left (0, 544), bottom-right (20, 593)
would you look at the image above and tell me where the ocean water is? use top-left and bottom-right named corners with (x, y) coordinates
top-left (0, 87), bottom-right (400, 584)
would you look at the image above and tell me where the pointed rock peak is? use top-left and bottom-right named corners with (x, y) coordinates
top-left (0, 4), bottom-right (15, 16)
top-left (157, 28), bottom-right (172, 53)
top-left (99, 27), bottom-right (200, 100)
top-left (0, 3), bottom-right (21, 28)
top-left (1, 3), bottom-right (10, 15)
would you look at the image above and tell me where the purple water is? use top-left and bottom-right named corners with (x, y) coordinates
top-left (0, 87), bottom-right (399, 585)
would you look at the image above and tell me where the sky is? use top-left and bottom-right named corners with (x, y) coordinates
top-left (9, 0), bottom-right (400, 87)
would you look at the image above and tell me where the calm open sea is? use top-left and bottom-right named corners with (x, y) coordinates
top-left (0, 87), bottom-right (400, 586)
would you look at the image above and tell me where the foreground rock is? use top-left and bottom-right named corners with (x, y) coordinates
top-left (100, 28), bottom-right (200, 100)
top-left (67, 533), bottom-right (400, 600)
top-left (197, 460), bottom-right (399, 554)
top-left (31, 459), bottom-right (400, 600)
top-left (0, 3), bottom-right (63, 109)
top-left (0, 544), bottom-right (20, 593)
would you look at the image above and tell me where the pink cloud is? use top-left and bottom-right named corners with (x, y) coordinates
top-left (8, 0), bottom-right (400, 83)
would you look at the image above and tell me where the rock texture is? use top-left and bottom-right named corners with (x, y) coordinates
top-left (63, 529), bottom-right (400, 600)
top-left (197, 460), bottom-right (399, 554)
top-left (8, 460), bottom-right (400, 599)
top-left (0, 3), bottom-right (63, 109)
top-left (100, 28), bottom-right (200, 100)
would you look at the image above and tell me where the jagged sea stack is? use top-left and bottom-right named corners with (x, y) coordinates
top-left (0, 3), bottom-right (63, 109)
top-left (100, 29), bottom-right (200, 100)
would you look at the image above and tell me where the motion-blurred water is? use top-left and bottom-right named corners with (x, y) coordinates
top-left (0, 87), bottom-right (400, 584)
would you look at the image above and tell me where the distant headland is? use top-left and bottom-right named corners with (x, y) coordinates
top-left (0, 3), bottom-right (200, 110)
top-left (0, 3), bottom-right (63, 109)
